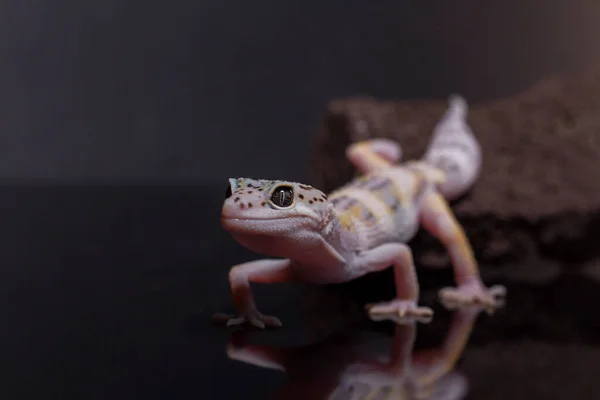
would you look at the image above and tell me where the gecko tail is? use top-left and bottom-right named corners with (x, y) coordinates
top-left (422, 94), bottom-right (481, 201)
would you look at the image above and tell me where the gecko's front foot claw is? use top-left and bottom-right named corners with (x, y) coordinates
top-left (212, 311), bottom-right (282, 329)
top-left (366, 299), bottom-right (434, 324)
top-left (439, 281), bottom-right (506, 313)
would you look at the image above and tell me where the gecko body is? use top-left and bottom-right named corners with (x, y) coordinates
top-left (215, 95), bottom-right (505, 328)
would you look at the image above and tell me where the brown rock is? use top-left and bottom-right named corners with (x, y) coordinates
top-left (308, 66), bottom-right (600, 275)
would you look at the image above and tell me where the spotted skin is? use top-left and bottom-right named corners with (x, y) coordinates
top-left (328, 165), bottom-right (426, 246)
top-left (214, 95), bottom-right (506, 329)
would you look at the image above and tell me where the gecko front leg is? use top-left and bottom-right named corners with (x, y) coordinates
top-left (419, 192), bottom-right (506, 309)
top-left (212, 258), bottom-right (294, 329)
top-left (346, 138), bottom-right (403, 174)
top-left (358, 243), bottom-right (434, 323)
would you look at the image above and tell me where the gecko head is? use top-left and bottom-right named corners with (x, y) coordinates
top-left (221, 177), bottom-right (332, 237)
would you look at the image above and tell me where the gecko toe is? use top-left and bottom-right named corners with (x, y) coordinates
top-left (439, 283), bottom-right (506, 312)
top-left (249, 318), bottom-right (266, 329)
top-left (260, 315), bottom-right (282, 328)
top-left (367, 299), bottom-right (434, 325)
top-left (212, 311), bottom-right (282, 329)
top-left (414, 306), bottom-right (434, 317)
top-left (489, 285), bottom-right (507, 297)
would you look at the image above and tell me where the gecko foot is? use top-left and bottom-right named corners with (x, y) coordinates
top-left (439, 280), bottom-right (506, 312)
top-left (212, 311), bottom-right (282, 329)
top-left (342, 362), bottom-right (394, 385)
top-left (366, 299), bottom-right (434, 324)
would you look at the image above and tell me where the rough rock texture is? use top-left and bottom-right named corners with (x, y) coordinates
top-left (308, 66), bottom-right (600, 277)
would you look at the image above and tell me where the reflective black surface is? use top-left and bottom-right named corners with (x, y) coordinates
top-left (1, 185), bottom-right (599, 399)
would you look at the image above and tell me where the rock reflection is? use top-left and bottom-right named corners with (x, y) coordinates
top-left (226, 306), bottom-right (486, 399)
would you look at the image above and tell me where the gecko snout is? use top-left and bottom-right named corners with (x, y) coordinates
top-left (222, 183), bottom-right (272, 219)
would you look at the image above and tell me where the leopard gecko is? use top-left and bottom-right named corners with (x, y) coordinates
top-left (213, 95), bottom-right (506, 328)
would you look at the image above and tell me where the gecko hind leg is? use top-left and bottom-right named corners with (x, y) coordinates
top-left (419, 192), bottom-right (506, 310)
top-left (357, 242), bottom-right (434, 324)
top-left (212, 258), bottom-right (294, 329)
top-left (346, 138), bottom-right (403, 174)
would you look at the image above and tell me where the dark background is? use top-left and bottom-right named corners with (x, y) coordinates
top-left (2, 1), bottom-right (600, 399)
top-left (0, 0), bottom-right (598, 182)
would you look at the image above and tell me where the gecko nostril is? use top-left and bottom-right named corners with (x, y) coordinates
top-left (240, 203), bottom-right (245, 209)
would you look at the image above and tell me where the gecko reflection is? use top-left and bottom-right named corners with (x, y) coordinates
top-left (226, 307), bottom-right (483, 399)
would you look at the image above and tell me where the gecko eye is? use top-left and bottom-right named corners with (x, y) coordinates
top-left (270, 186), bottom-right (294, 208)
top-left (225, 185), bottom-right (233, 199)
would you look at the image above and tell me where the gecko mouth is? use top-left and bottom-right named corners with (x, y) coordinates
top-left (221, 216), bottom-right (304, 223)
top-left (221, 215), bottom-right (311, 233)
top-left (221, 216), bottom-right (283, 221)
